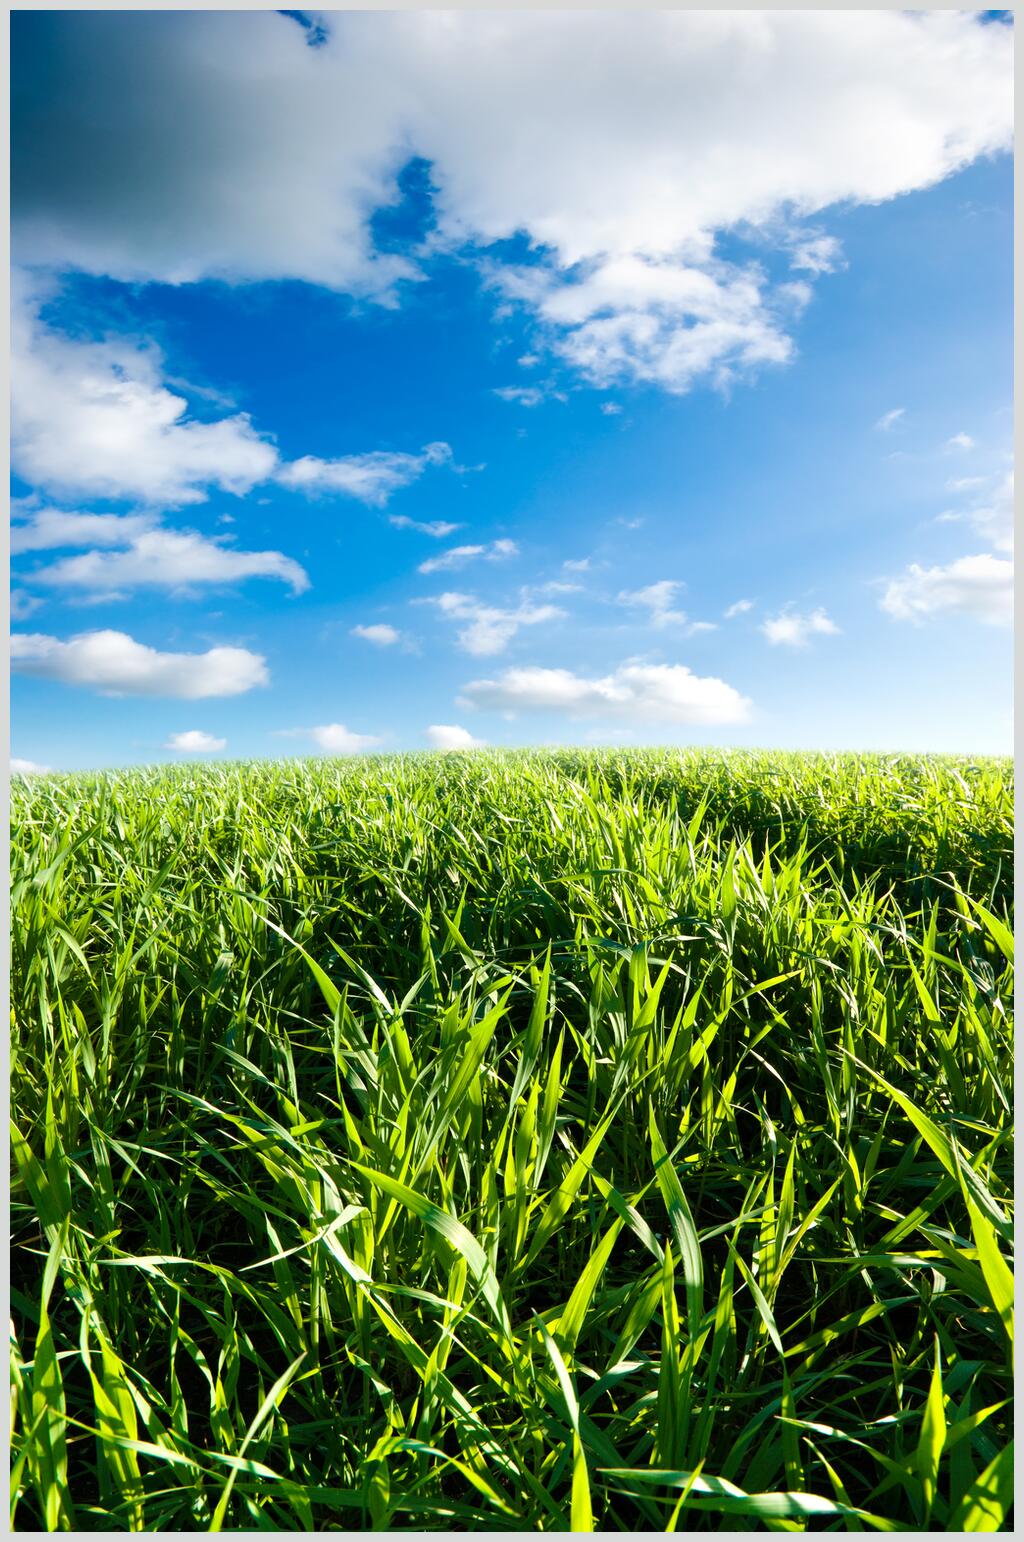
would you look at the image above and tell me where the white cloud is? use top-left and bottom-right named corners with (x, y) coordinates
top-left (600, 402), bottom-right (623, 416)
top-left (563, 558), bottom-right (591, 573)
top-left (724, 598), bottom-right (754, 618)
top-left (535, 581), bottom-right (582, 595)
top-left (28, 526), bottom-right (309, 597)
top-left (280, 723), bottom-right (383, 754)
top-left (461, 660), bottom-right (750, 725)
top-left (165, 729), bottom-right (226, 752)
top-left (13, 12), bottom-right (1011, 394)
top-left (618, 579), bottom-right (689, 629)
top-left (789, 233), bottom-right (843, 274)
top-left (880, 553), bottom-right (1012, 626)
top-left (278, 441), bottom-right (453, 506)
top-left (431, 591), bottom-right (564, 656)
top-left (11, 507), bottom-right (157, 553)
top-left (418, 538), bottom-right (518, 575)
top-left (426, 723), bottom-right (487, 750)
top-left (937, 471), bottom-right (1013, 554)
top-left (389, 514), bottom-right (462, 538)
top-left (947, 432), bottom-right (977, 451)
top-left (11, 629), bottom-right (268, 697)
top-left (11, 590), bottom-right (45, 620)
top-left (11, 757), bottom-right (51, 776)
top-left (874, 407), bottom-right (905, 432)
top-left (761, 607), bottom-right (840, 647)
top-left (351, 623), bottom-right (401, 646)
top-left (12, 288), bottom-right (278, 504)
top-left (493, 386), bottom-right (545, 408)
top-left (946, 476), bottom-right (987, 493)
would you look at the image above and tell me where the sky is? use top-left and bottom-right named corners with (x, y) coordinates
top-left (9, 9), bottom-right (1014, 772)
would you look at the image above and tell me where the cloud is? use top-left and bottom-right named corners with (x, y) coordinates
top-left (351, 623), bottom-right (401, 646)
top-left (11, 507), bottom-right (158, 553)
top-left (600, 402), bottom-right (623, 416)
top-left (277, 441), bottom-right (453, 506)
top-left (28, 526), bottom-right (309, 597)
top-left (724, 598), bottom-right (754, 618)
top-left (418, 538), bottom-right (517, 575)
top-left (389, 514), bottom-right (462, 538)
top-left (11, 757), bottom-right (51, 776)
top-left (11, 629), bottom-right (268, 697)
top-left (563, 558), bottom-right (591, 573)
top-left (430, 590), bottom-right (564, 656)
top-left (789, 233), bottom-right (843, 274)
top-left (12, 289), bottom-right (279, 504)
top-left (534, 581), bottom-right (582, 595)
top-left (426, 723), bottom-right (487, 750)
top-left (11, 590), bottom-right (45, 620)
top-left (761, 607), bottom-right (840, 647)
top-left (947, 432), bottom-right (977, 451)
top-left (618, 579), bottom-right (688, 629)
top-left (879, 553), bottom-right (1012, 626)
top-left (279, 723), bottom-right (383, 753)
top-left (13, 11), bottom-right (1011, 394)
top-left (874, 407), bottom-right (905, 432)
top-left (461, 660), bottom-right (750, 725)
top-left (937, 471), bottom-right (1013, 553)
top-left (493, 386), bottom-right (545, 408)
top-left (489, 252), bottom-right (796, 393)
top-left (946, 476), bottom-right (987, 493)
top-left (165, 729), bottom-right (226, 752)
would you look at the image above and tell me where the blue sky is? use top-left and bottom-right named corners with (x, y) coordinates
top-left (11, 10), bottom-right (1013, 771)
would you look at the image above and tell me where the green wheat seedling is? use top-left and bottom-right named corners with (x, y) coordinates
top-left (10, 749), bottom-right (1013, 1530)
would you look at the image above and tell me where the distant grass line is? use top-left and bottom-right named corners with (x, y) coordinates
top-left (10, 749), bottom-right (1014, 1531)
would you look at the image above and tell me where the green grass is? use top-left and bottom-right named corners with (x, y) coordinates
top-left (10, 748), bottom-right (1014, 1531)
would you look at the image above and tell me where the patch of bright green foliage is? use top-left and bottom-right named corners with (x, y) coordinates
top-left (10, 749), bottom-right (1014, 1531)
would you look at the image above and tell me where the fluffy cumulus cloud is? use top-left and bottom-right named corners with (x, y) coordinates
top-left (430, 591), bottom-right (564, 656)
top-left (11, 629), bottom-right (268, 697)
top-left (12, 287), bottom-right (279, 504)
top-left (351, 623), bottom-right (401, 646)
top-left (761, 607), bottom-right (840, 647)
top-left (12, 10), bottom-right (1012, 394)
top-left (461, 661), bottom-right (750, 725)
top-left (165, 729), bottom-right (226, 753)
top-left (278, 443), bottom-right (454, 506)
top-left (880, 554), bottom-right (1012, 626)
top-left (26, 525), bottom-right (309, 598)
top-left (278, 724), bottom-right (383, 754)
top-left (426, 723), bottom-right (487, 750)
top-left (418, 539), bottom-right (517, 576)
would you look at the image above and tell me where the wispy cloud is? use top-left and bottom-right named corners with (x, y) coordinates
top-left (278, 441), bottom-right (454, 505)
top-left (946, 432), bottom-right (976, 451)
top-left (418, 538), bottom-right (518, 575)
top-left (389, 514), bottom-right (462, 538)
top-left (430, 591), bottom-right (564, 656)
top-left (874, 407), bottom-right (905, 432)
top-left (880, 553), bottom-right (1011, 626)
top-left (724, 598), bottom-right (754, 618)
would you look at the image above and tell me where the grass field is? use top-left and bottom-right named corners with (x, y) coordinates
top-left (9, 749), bottom-right (1015, 1531)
